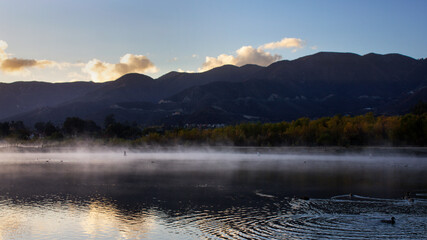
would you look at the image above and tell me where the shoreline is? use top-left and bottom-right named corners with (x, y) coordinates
top-left (1, 144), bottom-right (427, 156)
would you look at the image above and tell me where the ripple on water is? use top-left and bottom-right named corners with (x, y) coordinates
top-left (2, 194), bottom-right (427, 239)
top-left (164, 198), bottom-right (427, 240)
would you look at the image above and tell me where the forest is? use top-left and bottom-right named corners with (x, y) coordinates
top-left (1, 103), bottom-right (426, 147)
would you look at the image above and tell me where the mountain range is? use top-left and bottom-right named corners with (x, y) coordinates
top-left (1, 52), bottom-right (426, 127)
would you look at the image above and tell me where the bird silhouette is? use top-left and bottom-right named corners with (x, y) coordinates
top-left (381, 217), bottom-right (395, 224)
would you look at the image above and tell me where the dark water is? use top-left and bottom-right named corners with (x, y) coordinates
top-left (0, 149), bottom-right (426, 239)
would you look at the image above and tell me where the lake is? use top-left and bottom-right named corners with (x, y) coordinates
top-left (0, 147), bottom-right (426, 239)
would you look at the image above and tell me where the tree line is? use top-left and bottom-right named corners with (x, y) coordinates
top-left (0, 111), bottom-right (426, 147)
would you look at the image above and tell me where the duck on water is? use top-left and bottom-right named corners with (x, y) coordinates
top-left (381, 217), bottom-right (395, 224)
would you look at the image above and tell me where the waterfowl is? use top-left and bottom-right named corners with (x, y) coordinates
top-left (381, 217), bottom-right (395, 224)
top-left (404, 192), bottom-right (411, 199)
top-left (404, 192), bottom-right (414, 202)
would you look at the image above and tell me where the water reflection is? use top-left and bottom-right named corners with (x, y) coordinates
top-left (0, 150), bottom-right (426, 239)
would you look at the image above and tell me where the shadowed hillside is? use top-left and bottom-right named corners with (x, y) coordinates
top-left (1, 52), bottom-right (426, 126)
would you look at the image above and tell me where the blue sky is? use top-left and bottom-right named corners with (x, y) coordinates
top-left (0, 0), bottom-right (426, 83)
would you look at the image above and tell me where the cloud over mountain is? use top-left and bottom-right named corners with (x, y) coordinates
top-left (199, 37), bottom-right (304, 71)
top-left (199, 46), bottom-right (281, 72)
top-left (83, 54), bottom-right (158, 82)
top-left (1, 40), bottom-right (158, 82)
top-left (0, 40), bottom-right (59, 75)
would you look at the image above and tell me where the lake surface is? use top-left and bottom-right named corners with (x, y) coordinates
top-left (0, 148), bottom-right (426, 239)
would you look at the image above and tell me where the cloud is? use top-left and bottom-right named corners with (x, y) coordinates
top-left (0, 40), bottom-right (63, 75)
top-left (83, 54), bottom-right (158, 82)
top-left (199, 37), bottom-right (306, 72)
top-left (260, 37), bottom-right (304, 50)
top-left (169, 57), bottom-right (178, 62)
top-left (177, 68), bottom-right (195, 73)
top-left (67, 72), bottom-right (90, 82)
top-left (0, 40), bottom-right (8, 60)
top-left (0, 40), bottom-right (156, 82)
top-left (1, 58), bottom-right (57, 73)
top-left (199, 46), bottom-right (281, 72)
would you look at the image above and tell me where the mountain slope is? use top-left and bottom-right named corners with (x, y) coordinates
top-left (156, 64), bottom-right (263, 99)
top-left (2, 52), bottom-right (426, 126)
top-left (0, 81), bottom-right (100, 119)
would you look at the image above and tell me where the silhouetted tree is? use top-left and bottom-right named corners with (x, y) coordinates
top-left (34, 121), bottom-right (60, 137)
top-left (44, 122), bottom-right (58, 136)
top-left (105, 122), bottom-right (142, 140)
top-left (34, 122), bottom-right (46, 134)
top-left (63, 117), bottom-right (86, 135)
top-left (63, 117), bottom-right (101, 137)
top-left (411, 101), bottom-right (427, 115)
top-left (0, 122), bottom-right (10, 137)
top-left (9, 121), bottom-right (30, 140)
top-left (104, 114), bottom-right (116, 128)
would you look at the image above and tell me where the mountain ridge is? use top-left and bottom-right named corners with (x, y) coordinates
top-left (1, 52), bottom-right (426, 127)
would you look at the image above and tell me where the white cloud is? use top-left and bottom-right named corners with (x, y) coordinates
top-left (0, 40), bottom-right (8, 60)
top-left (67, 72), bottom-right (90, 82)
top-left (83, 54), bottom-right (158, 82)
top-left (177, 68), bottom-right (195, 73)
top-left (199, 37), bottom-right (306, 72)
top-left (260, 37), bottom-right (304, 50)
top-left (199, 46), bottom-right (281, 72)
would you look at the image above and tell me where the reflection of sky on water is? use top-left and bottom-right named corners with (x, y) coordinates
top-left (0, 150), bottom-right (426, 239)
top-left (0, 198), bottom-right (198, 239)
top-left (2, 196), bottom-right (427, 239)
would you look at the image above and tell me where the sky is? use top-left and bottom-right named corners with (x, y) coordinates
top-left (0, 0), bottom-right (426, 83)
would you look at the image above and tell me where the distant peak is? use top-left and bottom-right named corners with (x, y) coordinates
top-left (119, 72), bottom-right (151, 78)
top-left (211, 64), bottom-right (239, 71)
top-left (291, 52), bottom-right (361, 63)
top-left (363, 52), bottom-right (415, 61)
top-left (114, 73), bottom-right (154, 83)
top-left (239, 64), bottom-right (262, 69)
top-left (311, 51), bottom-right (361, 58)
top-left (157, 71), bottom-right (185, 80)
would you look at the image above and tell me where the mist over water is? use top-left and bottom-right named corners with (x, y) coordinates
top-left (1, 147), bottom-right (426, 239)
